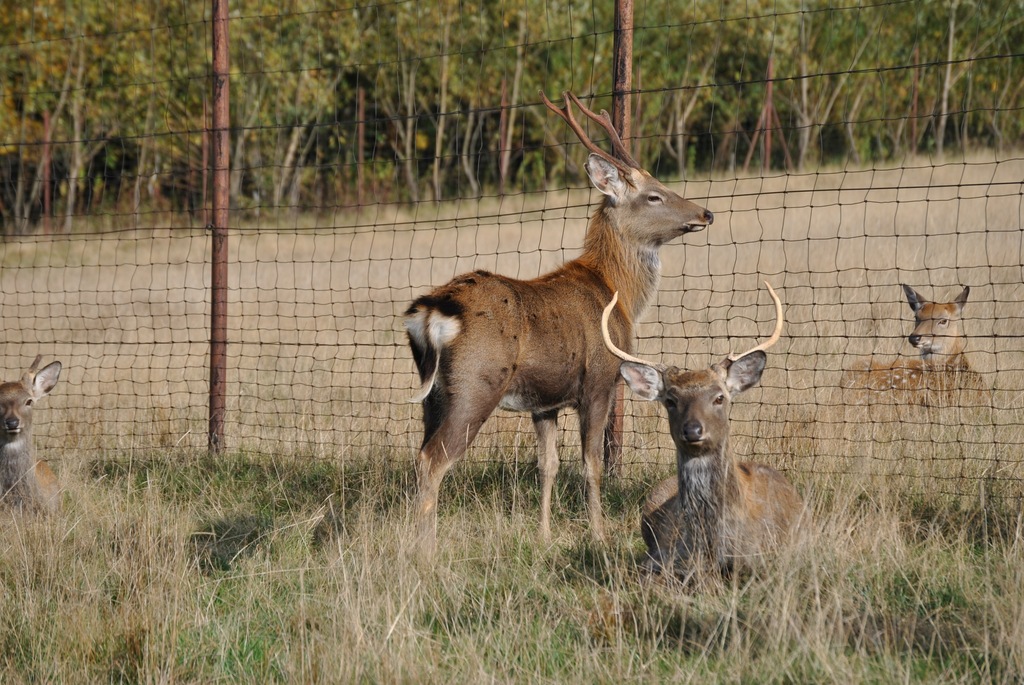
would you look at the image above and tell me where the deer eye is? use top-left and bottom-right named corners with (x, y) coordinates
top-left (713, 394), bottom-right (725, 406)
top-left (24, 399), bottom-right (33, 407)
top-left (938, 319), bottom-right (949, 327)
top-left (647, 194), bottom-right (663, 204)
top-left (664, 395), bottom-right (677, 410)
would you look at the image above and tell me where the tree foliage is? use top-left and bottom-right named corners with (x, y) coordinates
top-left (1, 0), bottom-right (1023, 231)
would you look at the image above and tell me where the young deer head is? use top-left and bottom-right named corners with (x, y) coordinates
top-left (602, 284), bottom-right (804, 579)
top-left (0, 356), bottom-right (61, 512)
top-left (404, 90), bottom-right (714, 561)
top-left (903, 284), bottom-right (970, 366)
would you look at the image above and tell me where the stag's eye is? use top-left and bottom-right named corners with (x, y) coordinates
top-left (713, 394), bottom-right (725, 406)
top-left (647, 194), bottom-right (663, 204)
top-left (664, 395), bottom-right (677, 410)
top-left (24, 399), bottom-right (33, 407)
top-left (938, 319), bottom-right (949, 327)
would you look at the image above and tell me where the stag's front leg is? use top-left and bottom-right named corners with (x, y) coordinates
top-left (532, 409), bottom-right (560, 543)
top-left (579, 394), bottom-right (613, 543)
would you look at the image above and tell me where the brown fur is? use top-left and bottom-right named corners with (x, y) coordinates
top-left (623, 352), bottom-right (804, 580)
top-left (0, 357), bottom-right (62, 512)
top-left (404, 95), bottom-right (715, 560)
top-left (842, 285), bottom-right (985, 405)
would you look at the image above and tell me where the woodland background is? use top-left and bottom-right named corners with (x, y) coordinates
top-left (3, 0), bottom-right (1023, 230)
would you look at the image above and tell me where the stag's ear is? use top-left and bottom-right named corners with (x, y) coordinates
top-left (32, 361), bottom-right (61, 399)
top-left (721, 351), bottom-right (766, 395)
top-left (902, 284), bottom-right (926, 313)
top-left (585, 154), bottom-right (627, 203)
top-left (619, 362), bottom-right (663, 401)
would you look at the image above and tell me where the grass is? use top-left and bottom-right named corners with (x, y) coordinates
top-left (0, 443), bottom-right (1021, 683)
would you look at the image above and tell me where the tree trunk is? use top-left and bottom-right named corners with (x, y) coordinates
top-left (12, 43), bottom-right (76, 233)
top-left (936, 2), bottom-right (957, 158)
top-left (134, 95), bottom-right (156, 226)
top-left (65, 53), bottom-right (87, 234)
top-left (460, 108), bottom-right (480, 196)
top-left (813, 19), bottom-right (878, 164)
top-left (499, 12), bottom-right (528, 193)
top-left (379, 65), bottom-right (420, 203)
top-left (844, 82), bottom-right (869, 165)
top-left (274, 124), bottom-right (306, 207)
top-left (273, 73), bottom-right (307, 207)
top-left (289, 121), bottom-right (319, 212)
top-left (797, 8), bottom-right (812, 170)
top-left (432, 13), bottom-right (452, 202)
top-left (230, 82), bottom-right (268, 208)
top-left (402, 66), bottom-right (419, 203)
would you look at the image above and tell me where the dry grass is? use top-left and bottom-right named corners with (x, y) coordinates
top-left (0, 156), bottom-right (1023, 680)
top-left (0, 441), bottom-right (1021, 682)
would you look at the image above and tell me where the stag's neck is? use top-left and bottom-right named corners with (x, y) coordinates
top-left (576, 205), bottom-right (661, 321)
top-left (676, 443), bottom-right (740, 557)
top-left (677, 443), bottom-right (738, 506)
top-left (0, 437), bottom-right (30, 461)
top-left (0, 437), bottom-right (33, 481)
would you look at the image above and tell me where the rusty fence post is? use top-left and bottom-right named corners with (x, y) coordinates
top-left (209, 0), bottom-right (230, 453)
top-left (604, 0), bottom-right (633, 476)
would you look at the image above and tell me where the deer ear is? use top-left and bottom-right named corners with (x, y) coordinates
top-left (722, 351), bottom-right (766, 395)
top-left (902, 284), bottom-right (925, 313)
top-left (619, 362), bottom-right (663, 401)
top-left (32, 362), bottom-right (61, 399)
top-left (585, 154), bottom-right (627, 203)
top-left (954, 285), bottom-right (970, 311)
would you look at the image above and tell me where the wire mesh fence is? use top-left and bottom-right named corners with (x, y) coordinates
top-left (1, 1), bottom-right (1022, 501)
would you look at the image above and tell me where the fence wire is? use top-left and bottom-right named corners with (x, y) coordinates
top-left (1, 1), bottom-right (1022, 501)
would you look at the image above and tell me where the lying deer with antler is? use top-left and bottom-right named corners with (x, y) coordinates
top-left (404, 91), bottom-right (715, 560)
top-left (841, 285), bottom-right (984, 405)
top-left (601, 283), bottom-right (805, 579)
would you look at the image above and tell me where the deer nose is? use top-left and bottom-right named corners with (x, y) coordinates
top-left (682, 421), bottom-right (704, 443)
top-left (4, 417), bottom-right (19, 432)
top-left (703, 209), bottom-right (714, 225)
top-left (909, 334), bottom-right (922, 347)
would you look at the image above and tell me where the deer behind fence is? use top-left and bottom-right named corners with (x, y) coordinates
top-left (404, 90), bottom-right (715, 560)
top-left (841, 285), bottom-right (985, 405)
top-left (0, 356), bottom-right (62, 513)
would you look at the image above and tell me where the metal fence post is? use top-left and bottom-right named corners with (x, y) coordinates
top-left (605, 0), bottom-right (634, 476)
top-left (209, 0), bottom-right (230, 453)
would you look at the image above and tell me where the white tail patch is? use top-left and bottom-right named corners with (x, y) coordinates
top-left (405, 308), bottom-right (462, 403)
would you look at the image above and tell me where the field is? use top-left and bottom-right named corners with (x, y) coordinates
top-left (1, 157), bottom-right (1023, 681)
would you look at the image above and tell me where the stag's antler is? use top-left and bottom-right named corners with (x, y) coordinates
top-left (540, 90), bottom-right (639, 182)
top-left (601, 292), bottom-right (663, 369)
top-left (727, 282), bottom-right (784, 362)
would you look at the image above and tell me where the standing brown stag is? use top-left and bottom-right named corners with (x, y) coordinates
top-left (404, 91), bottom-right (715, 559)
top-left (601, 284), bottom-right (805, 580)
top-left (841, 285), bottom-right (984, 405)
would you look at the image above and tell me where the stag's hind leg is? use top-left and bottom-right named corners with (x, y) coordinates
top-left (412, 384), bottom-right (501, 561)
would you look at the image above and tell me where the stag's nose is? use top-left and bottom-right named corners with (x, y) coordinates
top-left (4, 417), bottom-right (20, 432)
top-left (682, 421), bottom-right (704, 443)
top-left (703, 209), bottom-right (714, 225)
top-left (909, 334), bottom-right (922, 347)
